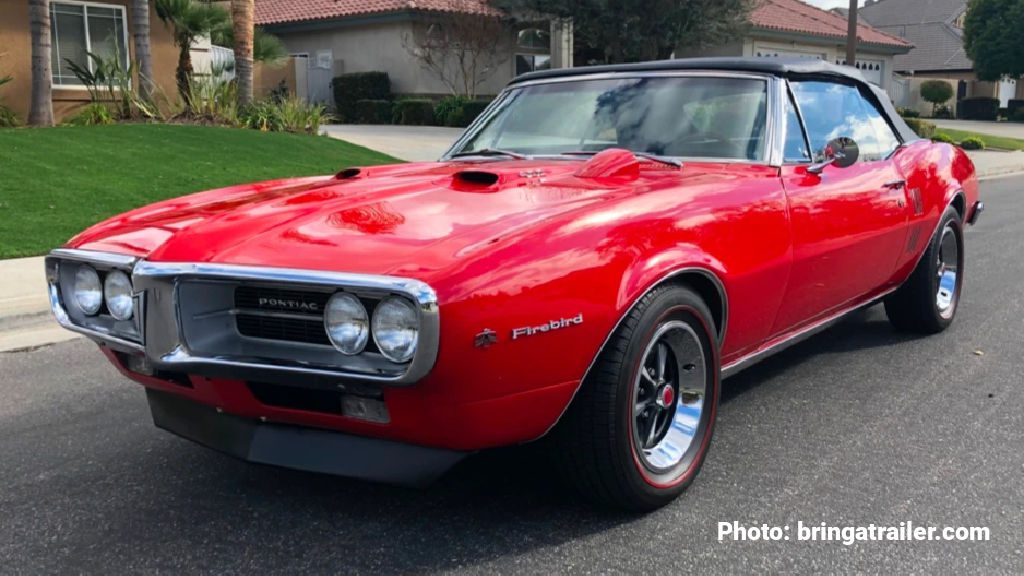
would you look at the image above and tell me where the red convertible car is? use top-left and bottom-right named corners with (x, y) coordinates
top-left (46, 58), bottom-right (982, 510)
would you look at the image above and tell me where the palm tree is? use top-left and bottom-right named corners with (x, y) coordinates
top-left (132, 0), bottom-right (154, 101)
top-left (155, 0), bottom-right (228, 105)
top-left (231, 0), bottom-right (254, 106)
top-left (28, 0), bottom-right (54, 126)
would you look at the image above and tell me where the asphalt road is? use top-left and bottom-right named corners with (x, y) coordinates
top-left (2, 176), bottom-right (1023, 574)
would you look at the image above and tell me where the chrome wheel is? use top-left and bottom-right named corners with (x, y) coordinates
top-left (936, 222), bottom-right (960, 319)
top-left (631, 321), bottom-right (707, 472)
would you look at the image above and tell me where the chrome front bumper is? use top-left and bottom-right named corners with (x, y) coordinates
top-left (45, 249), bottom-right (440, 387)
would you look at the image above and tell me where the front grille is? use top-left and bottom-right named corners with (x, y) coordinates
top-left (232, 286), bottom-right (380, 351)
top-left (236, 315), bottom-right (332, 346)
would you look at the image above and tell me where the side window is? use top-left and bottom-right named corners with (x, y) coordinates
top-left (783, 92), bottom-right (811, 162)
top-left (861, 94), bottom-right (901, 158)
top-left (791, 81), bottom-right (887, 162)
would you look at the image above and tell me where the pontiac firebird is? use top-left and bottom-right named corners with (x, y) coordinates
top-left (45, 58), bottom-right (982, 510)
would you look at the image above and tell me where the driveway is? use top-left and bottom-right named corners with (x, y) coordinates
top-left (1, 177), bottom-right (1021, 573)
top-left (322, 125), bottom-right (465, 162)
top-left (932, 119), bottom-right (1024, 140)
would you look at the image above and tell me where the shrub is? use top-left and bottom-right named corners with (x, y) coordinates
top-left (897, 106), bottom-right (920, 118)
top-left (393, 99), bottom-right (435, 125)
top-left (933, 104), bottom-right (953, 119)
top-left (904, 117), bottom-right (936, 139)
top-left (959, 136), bottom-right (986, 150)
top-left (1009, 99), bottom-right (1024, 118)
top-left (240, 97), bottom-right (328, 134)
top-left (355, 99), bottom-right (392, 124)
top-left (931, 132), bottom-right (955, 144)
top-left (434, 95), bottom-right (471, 127)
top-left (920, 80), bottom-right (953, 115)
top-left (184, 72), bottom-right (239, 125)
top-left (998, 107), bottom-right (1009, 119)
top-left (461, 99), bottom-right (492, 124)
top-left (66, 103), bottom-right (115, 126)
top-left (1013, 107), bottom-right (1024, 123)
top-left (959, 97), bottom-right (999, 121)
top-left (332, 72), bottom-right (390, 123)
top-left (0, 75), bottom-right (17, 127)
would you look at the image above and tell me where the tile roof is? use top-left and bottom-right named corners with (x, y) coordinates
top-left (255, 0), bottom-right (502, 26)
top-left (751, 0), bottom-right (912, 49)
top-left (859, 0), bottom-right (966, 27)
top-left (858, 0), bottom-right (971, 71)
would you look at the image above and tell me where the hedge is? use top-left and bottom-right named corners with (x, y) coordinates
top-left (958, 97), bottom-right (999, 121)
top-left (393, 100), bottom-right (435, 125)
top-left (1009, 99), bottom-right (1024, 118)
top-left (355, 99), bottom-right (393, 124)
top-left (959, 136), bottom-right (985, 150)
top-left (332, 72), bottom-right (391, 123)
top-left (904, 117), bottom-right (936, 139)
top-left (434, 97), bottom-right (493, 127)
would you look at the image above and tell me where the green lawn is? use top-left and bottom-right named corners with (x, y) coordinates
top-left (934, 127), bottom-right (1024, 151)
top-left (0, 124), bottom-right (398, 258)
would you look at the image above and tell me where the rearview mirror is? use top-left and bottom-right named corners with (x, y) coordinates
top-left (807, 137), bottom-right (859, 174)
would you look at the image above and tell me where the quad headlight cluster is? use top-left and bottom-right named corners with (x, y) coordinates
top-left (71, 264), bottom-right (135, 321)
top-left (324, 293), bottom-right (419, 363)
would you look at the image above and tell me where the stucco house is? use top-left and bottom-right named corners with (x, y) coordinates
top-left (854, 0), bottom-right (1020, 115)
top-left (679, 0), bottom-right (912, 94)
top-left (255, 0), bottom-right (573, 104)
top-left (0, 0), bottom-right (180, 123)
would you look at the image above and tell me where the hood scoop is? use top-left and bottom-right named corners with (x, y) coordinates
top-left (574, 148), bottom-right (641, 180)
top-left (335, 167), bottom-right (364, 180)
top-left (451, 170), bottom-right (501, 192)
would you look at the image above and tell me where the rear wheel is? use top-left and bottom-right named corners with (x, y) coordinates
top-left (885, 206), bottom-right (964, 333)
top-left (550, 285), bottom-right (720, 511)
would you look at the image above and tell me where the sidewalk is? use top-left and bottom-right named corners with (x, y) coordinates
top-left (2, 151), bottom-right (1021, 352)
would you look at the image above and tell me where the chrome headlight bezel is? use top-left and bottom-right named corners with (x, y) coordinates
top-left (324, 292), bottom-right (370, 355)
top-left (371, 296), bottom-right (420, 364)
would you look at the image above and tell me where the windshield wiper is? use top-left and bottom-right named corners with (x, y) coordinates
top-left (449, 148), bottom-right (528, 160)
top-left (560, 150), bottom-right (683, 168)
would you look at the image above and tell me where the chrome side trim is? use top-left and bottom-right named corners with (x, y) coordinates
top-left (721, 286), bottom-right (897, 379)
top-left (534, 266), bottom-right (728, 441)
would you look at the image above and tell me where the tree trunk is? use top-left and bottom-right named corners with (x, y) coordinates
top-left (132, 0), bottom-right (154, 101)
top-left (176, 41), bottom-right (193, 108)
top-left (28, 0), bottom-right (54, 126)
top-left (232, 0), bottom-right (255, 106)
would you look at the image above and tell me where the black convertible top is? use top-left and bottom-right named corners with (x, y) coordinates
top-left (511, 57), bottom-right (871, 85)
top-left (511, 57), bottom-right (920, 143)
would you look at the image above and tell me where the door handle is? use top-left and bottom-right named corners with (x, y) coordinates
top-left (883, 178), bottom-right (906, 190)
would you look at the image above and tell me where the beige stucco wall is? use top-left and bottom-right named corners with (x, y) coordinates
top-left (0, 0), bottom-right (179, 123)
top-left (272, 17), bottom-right (567, 101)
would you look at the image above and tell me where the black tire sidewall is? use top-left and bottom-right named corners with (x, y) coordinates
top-left (612, 288), bottom-right (720, 507)
top-left (926, 208), bottom-right (965, 329)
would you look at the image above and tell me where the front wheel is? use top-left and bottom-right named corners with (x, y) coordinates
top-left (550, 285), bottom-right (720, 511)
top-left (885, 206), bottom-right (964, 333)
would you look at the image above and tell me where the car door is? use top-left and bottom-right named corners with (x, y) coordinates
top-left (770, 79), bottom-right (910, 334)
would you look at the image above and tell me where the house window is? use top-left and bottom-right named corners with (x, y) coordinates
top-left (515, 54), bottom-right (551, 76)
top-left (517, 28), bottom-right (550, 50)
top-left (50, 2), bottom-right (129, 86)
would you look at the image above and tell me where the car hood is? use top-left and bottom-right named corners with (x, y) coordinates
top-left (68, 157), bottom-right (750, 284)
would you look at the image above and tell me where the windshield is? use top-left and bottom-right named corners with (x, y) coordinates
top-left (451, 76), bottom-right (769, 161)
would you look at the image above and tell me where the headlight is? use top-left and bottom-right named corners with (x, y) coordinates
top-left (73, 265), bottom-right (103, 316)
top-left (324, 292), bottom-right (369, 355)
top-left (372, 296), bottom-right (419, 363)
top-left (104, 270), bottom-right (134, 321)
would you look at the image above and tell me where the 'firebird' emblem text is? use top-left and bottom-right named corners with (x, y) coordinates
top-left (512, 314), bottom-right (584, 340)
top-left (258, 297), bottom-right (320, 312)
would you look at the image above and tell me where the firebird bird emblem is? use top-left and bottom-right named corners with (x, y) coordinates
top-left (474, 329), bottom-right (498, 348)
top-left (512, 314), bottom-right (584, 340)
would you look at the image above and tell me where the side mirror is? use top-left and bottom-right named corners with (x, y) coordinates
top-left (807, 137), bottom-right (859, 174)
